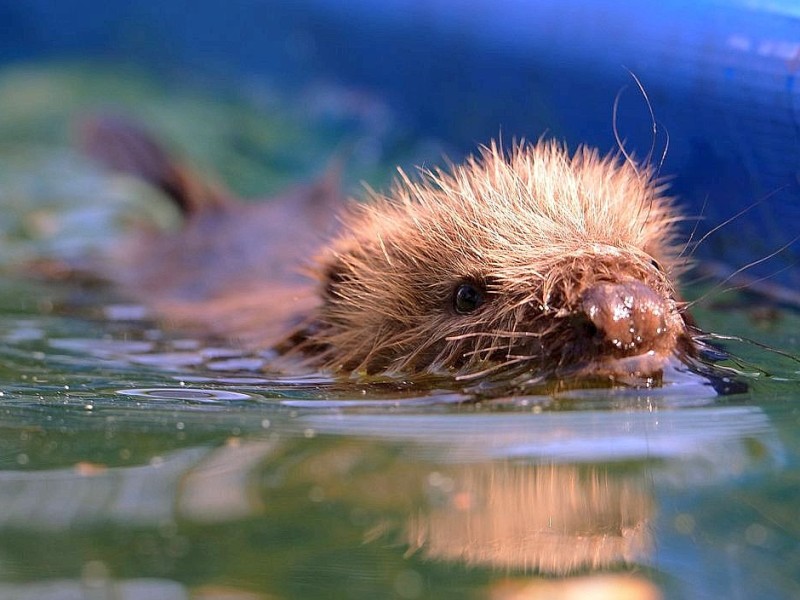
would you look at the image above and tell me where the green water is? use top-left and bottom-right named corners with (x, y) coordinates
top-left (0, 65), bottom-right (799, 600)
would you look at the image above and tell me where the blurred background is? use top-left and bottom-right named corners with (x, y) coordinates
top-left (1, 0), bottom-right (799, 285)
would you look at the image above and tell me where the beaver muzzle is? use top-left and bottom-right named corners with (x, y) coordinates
top-left (578, 281), bottom-right (674, 359)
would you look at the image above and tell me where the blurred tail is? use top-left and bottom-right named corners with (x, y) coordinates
top-left (78, 115), bottom-right (230, 215)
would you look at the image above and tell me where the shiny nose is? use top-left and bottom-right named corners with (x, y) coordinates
top-left (578, 281), bottom-right (670, 355)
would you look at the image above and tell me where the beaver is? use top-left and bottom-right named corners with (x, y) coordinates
top-left (78, 117), bottom-right (701, 387)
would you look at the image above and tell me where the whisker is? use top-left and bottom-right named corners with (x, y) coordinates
top-left (445, 330), bottom-right (543, 342)
top-left (615, 70), bottom-right (668, 237)
top-left (455, 356), bottom-right (533, 381)
top-left (695, 260), bottom-right (800, 308)
top-left (678, 195), bottom-right (709, 260)
top-left (703, 332), bottom-right (800, 366)
top-left (612, 85), bottom-right (637, 174)
top-left (460, 345), bottom-right (538, 358)
top-left (460, 346), bottom-right (510, 358)
top-left (686, 235), bottom-right (800, 309)
top-left (687, 187), bottom-right (787, 258)
top-left (655, 120), bottom-right (670, 178)
top-left (625, 68), bottom-right (658, 166)
top-left (681, 270), bottom-right (720, 288)
top-left (507, 321), bottom-right (520, 360)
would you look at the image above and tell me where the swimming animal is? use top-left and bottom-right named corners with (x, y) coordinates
top-left (78, 117), bottom-right (705, 389)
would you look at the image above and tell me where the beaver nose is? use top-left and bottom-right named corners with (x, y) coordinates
top-left (578, 281), bottom-right (669, 355)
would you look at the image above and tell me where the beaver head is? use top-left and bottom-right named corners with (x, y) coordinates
top-left (298, 141), bottom-right (692, 383)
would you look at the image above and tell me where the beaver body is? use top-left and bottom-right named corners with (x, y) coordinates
top-left (82, 118), bottom-right (698, 386)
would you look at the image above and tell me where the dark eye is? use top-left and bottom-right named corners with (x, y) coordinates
top-left (650, 259), bottom-right (663, 272)
top-left (453, 282), bottom-right (485, 314)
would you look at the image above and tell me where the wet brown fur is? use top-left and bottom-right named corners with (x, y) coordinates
top-left (301, 141), bottom-right (690, 377)
top-left (79, 118), bottom-right (695, 382)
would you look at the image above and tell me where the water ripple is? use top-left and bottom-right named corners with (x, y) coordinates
top-left (116, 387), bottom-right (256, 403)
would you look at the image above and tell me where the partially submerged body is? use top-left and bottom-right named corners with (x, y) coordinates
top-left (76, 117), bottom-right (709, 389)
top-left (79, 117), bottom-right (341, 350)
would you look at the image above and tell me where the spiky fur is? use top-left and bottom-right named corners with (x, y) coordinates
top-left (301, 140), bottom-right (689, 376)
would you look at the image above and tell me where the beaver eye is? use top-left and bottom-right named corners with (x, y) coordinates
top-left (650, 259), bottom-right (663, 272)
top-left (453, 282), bottom-right (485, 314)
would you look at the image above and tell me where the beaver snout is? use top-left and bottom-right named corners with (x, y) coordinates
top-left (577, 281), bottom-right (672, 357)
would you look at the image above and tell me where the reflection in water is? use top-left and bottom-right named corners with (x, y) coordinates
top-left (0, 403), bottom-right (785, 599)
top-left (0, 441), bottom-right (278, 530)
top-left (488, 574), bottom-right (662, 600)
top-left (0, 577), bottom-right (188, 600)
top-left (301, 405), bottom-right (783, 581)
top-left (0, 447), bottom-right (208, 530)
top-left (178, 439), bottom-right (277, 522)
top-left (301, 407), bottom-right (782, 471)
top-left (407, 462), bottom-right (652, 574)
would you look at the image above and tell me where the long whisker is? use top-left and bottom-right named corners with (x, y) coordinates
top-left (655, 120), bottom-right (670, 178)
top-left (680, 272), bottom-right (720, 289)
top-left (446, 330), bottom-right (543, 342)
top-left (687, 187), bottom-right (787, 257)
top-left (695, 261), bottom-right (800, 308)
top-left (686, 235), bottom-right (800, 309)
top-left (459, 345), bottom-right (539, 358)
top-left (615, 69), bottom-right (668, 235)
top-left (626, 69), bottom-right (658, 166)
top-left (678, 196), bottom-right (709, 260)
top-left (612, 85), bottom-right (637, 174)
top-left (455, 356), bottom-right (534, 381)
top-left (702, 332), bottom-right (800, 365)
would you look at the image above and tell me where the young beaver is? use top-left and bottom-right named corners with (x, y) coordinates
top-left (81, 118), bottom-right (698, 386)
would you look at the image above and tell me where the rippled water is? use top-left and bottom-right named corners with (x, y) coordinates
top-left (0, 65), bottom-right (799, 600)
